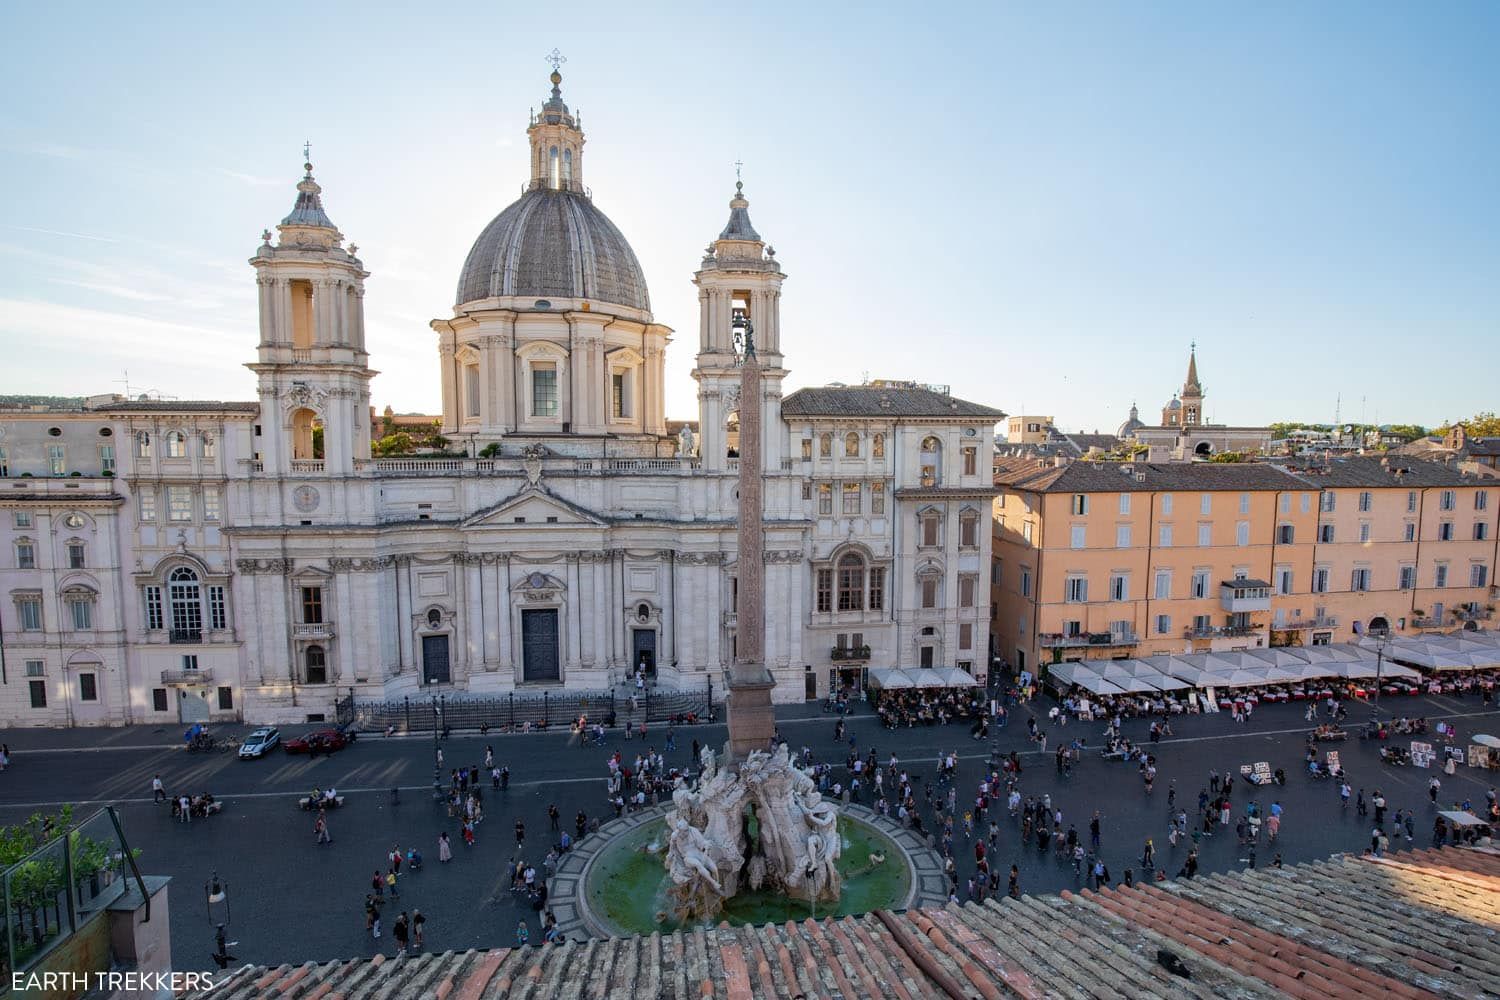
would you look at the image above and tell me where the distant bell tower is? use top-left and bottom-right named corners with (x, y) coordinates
top-left (247, 149), bottom-right (374, 477)
top-left (1180, 343), bottom-right (1204, 427)
top-left (691, 174), bottom-right (787, 472)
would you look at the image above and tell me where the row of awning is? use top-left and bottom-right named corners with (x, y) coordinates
top-left (1048, 643), bottom-right (1424, 695)
top-left (866, 667), bottom-right (982, 691)
top-left (1358, 629), bottom-right (1500, 672)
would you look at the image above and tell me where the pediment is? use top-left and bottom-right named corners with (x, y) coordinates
top-left (463, 486), bottom-right (607, 528)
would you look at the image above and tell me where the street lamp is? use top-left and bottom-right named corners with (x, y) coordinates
top-left (1372, 635), bottom-right (1389, 721)
top-left (432, 694), bottom-right (445, 802)
top-left (205, 872), bottom-right (235, 970)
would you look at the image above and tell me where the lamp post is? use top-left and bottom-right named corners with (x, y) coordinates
top-left (205, 872), bottom-right (235, 970)
top-left (432, 693), bottom-right (446, 802)
top-left (1372, 636), bottom-right (1388, 720)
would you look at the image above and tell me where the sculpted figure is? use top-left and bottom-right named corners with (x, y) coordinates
top-left (667, 818), bottom-right (721, 894)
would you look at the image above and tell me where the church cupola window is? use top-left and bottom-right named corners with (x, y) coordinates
top-left (562, 148), bottom-right (573, 185)
top-left (548, 146), bottom-right (560, 189)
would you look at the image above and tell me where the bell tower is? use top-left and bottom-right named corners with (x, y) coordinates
top-left (1180, 343), bottom-right (1204, 427)
top-left (247, 150), bottom-right (374, 478)
top-left (691, 178), bottom-right (787, 472)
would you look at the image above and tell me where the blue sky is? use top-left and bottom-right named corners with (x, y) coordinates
top-left (2, 3), bottom-right (1496, 432)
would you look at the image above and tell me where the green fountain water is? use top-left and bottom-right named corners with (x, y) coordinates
top-left (586, 814), bottom-right (913, 936)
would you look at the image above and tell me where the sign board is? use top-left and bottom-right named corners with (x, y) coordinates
top-left (1470, 745), bottom-right (1492, 769)
top-left (1410, 741), bottom-right (1434, 769)
top-left (1326, 751), bottom-right (1341, 775)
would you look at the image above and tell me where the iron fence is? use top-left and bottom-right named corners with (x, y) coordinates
top-left (345, 678), bottom-right (716, 735)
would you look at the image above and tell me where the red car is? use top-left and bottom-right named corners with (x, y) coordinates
top-left (283, 728), bottom-right (354, 755)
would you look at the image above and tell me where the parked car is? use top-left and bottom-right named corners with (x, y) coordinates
top-left (284, 728), bottom-right (352, 755)
top-left (238, 727), bottom-right (281, 759)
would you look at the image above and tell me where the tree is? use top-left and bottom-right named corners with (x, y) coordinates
top-left (1382, 424), bottom-right (1428, 443)
top-left (372, 432), bottom-right (416, 457)
top-left (1438, 412), bottom-right (1500, 438)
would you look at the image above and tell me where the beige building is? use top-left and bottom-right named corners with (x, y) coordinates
top-left (991, 456), bottom-right (1498, 673)
top-left (1005, 416), bottom-right (1054, 445)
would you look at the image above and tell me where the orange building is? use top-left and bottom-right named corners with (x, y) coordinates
top-left (991, 456), bottom-right (1498, 674)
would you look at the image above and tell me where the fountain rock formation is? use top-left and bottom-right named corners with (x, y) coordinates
top-left (663, 745), bottom-right (841, 922)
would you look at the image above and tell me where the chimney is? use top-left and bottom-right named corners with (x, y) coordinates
top-left (1053, 455), bottom-right (1070, 468)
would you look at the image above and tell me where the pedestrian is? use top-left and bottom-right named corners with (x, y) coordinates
top-left (152, 775), bottom-right (166, 803)
top-left (1089, 811), bottom-right (1101, 850)
top-left (412, 909), bottom-right (425, 949)
top-left (179, 794), bottom-right (191, 824)
top-left (516, 920), bottom-right (530, 947)
top-left (372, 870), bottom-right (385, 899)
top-left (366, 897), bottom-right (381, 939)
top-left (548, 804), bottom-right (560, 832)
top-left (516, 818), bottom-right (526, 849)
top-left (462, 819), bottom-right (476, 847)
top-left (1008, 865), bottom-right (1020, 899)
top-left (389, 845), bottom-right (402, 873)
top-left (385, 868), bottom-right (399, 898)
top-left (436, 747), bottom-right (444, 768)
top-left (438, 831), bottom-right (453, 863)
top-left (315, 812), bottom-right (332, 845)
top-left (393, 911), bottom-right (409, 953)
top-left (485, 746), bottom-right (494, 770)
top-left (1428, 776), bottom-right (1441, 805)
top-left (1142, 838), bottom-right (1155, 869)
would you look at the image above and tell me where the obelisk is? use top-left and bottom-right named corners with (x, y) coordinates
top-left (726, 319), bottom-right (777, 763)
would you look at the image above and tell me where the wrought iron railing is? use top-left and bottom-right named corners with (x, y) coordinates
top-left (1038, 632), bottom-right (1138, 648)
top-left (168, 628), bottom-right (202, 645)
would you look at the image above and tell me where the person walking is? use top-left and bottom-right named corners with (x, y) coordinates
top-left (372, 870), bottom-right (385, 900)
top-left (1089, 811), bottom-right (1101, 850)
top-left (152, 775), bottom-right (166, 803)
top-left (179, 794), bottom-right (191, 824)
top-left (1428, 775), bottom-right (1442, 805)
top-left (548, 804), bottom-right (560, 832)
top-left (393, 911), bottom-right (409, 953)
top-left (365, 896), bottom-right (381, 939)
top-left (385, 869), bottom-right (399, 898)
top-left (315, 811), bottom-right (332, 846)
top-left (411, 909), bottom-right (426, 949)
top-left (515, 818), bottom-right (526, 850)
top-left (438, 831), bottom-right (453, 863)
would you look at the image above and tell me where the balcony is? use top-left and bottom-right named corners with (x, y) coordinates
top-left (1184, 624), bottom-right (1261, 639)
top-left (1276, 616), bottom-right (1340, 630)
top-left (293, 622), bottom-right (334, 639)
top-left (161, 667), bottom-right (213, 685)
top-left (1456, 608), bottom-right (1494, 623)
top-left (831, 645), bottom-right (872, 662)
top-left (1412, 617), bottom-right (1446, 629)
top-left (168, 628), bottom-right (203, 645)
top-left (1039, 631), bottom-right (1139, 649)
top-left (1219, 580), bottom-right (1272, 613)
top-left (290, 459), bottom-right (325, 474)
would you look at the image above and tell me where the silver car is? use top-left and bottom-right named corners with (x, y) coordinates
top-left (238, 727), bottom-right (280, 759)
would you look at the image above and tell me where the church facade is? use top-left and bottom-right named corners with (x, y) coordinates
top-left (1123, 347), bottom-right (1273, 459)
top-left (0, 69), bottom-right (1002, 727)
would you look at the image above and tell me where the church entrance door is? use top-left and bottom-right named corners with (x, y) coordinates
top-left (422, 635), bottom-right (451, 685)
top-left (522, 609), bottom-right (560, 682)
top-left (631, 628), bottom-right (657, 677)
top-left (919, 646), bottom-right (934, 668)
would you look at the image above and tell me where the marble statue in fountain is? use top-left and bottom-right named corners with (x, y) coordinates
top-left (663, 745), bottom-right (841, 923)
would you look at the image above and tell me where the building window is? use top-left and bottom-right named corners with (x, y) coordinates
top-left (14, 511), bottom-right (31, 528)
top-left (99, 444), bottom-right (115, 475)
top-left (164, 431), bottom-right (186, 458)
top-left (1312, 567), bottom-right (1329, 593)
top-left (17, 596), bottom-right (43, 630)
top-left (1154, 571), bottom-right (1171, 599)
top-left (1275, 567), bottom-right (1293, 595)
top-left (960, 512), bottom-right (979, 548)
top-left (531, 364), bottom-right (558, 418)
top-left (959, 623), bottom-right (973, 650)
top-left (16, 540), bottom-right (35, 569)
top-left (1022, 521), bottom-right (1034, 545)
top-left (1071, 494), bottom-right (1089, 515)
top-left (301, 586), bottom-right (324, 624)
top-left (1476, 490), bottom-right (1489, 511)
top-left (1070, 525), bottom-right (1086, 549)
top-left (958, 575), bottom-right (976, 607)
top-left (168, 567), bottom-right (203, 636)
top-left (153, 688), bottom-right (169, 712)
top-left (208, 586), bottom-right (227, 630)
top-left (25, 659), bottom-right (44, 677)
top-left (1119, 493), bottom-right (1132, 515)
top-left (611, 370), bottom-right (631, 420)
top-left (1439, 521), bottom-right (1454, 541)
top-left (1435, 564), bottom-right (1449, 588)
top-left (1277, 524), bottom-right (1294, 544)
top-left (48, 445), bottom-right (65, 476)
top-left (868, 567), bottom-right (885, 611)
top-left (466, 363), bottom-right (482, 419)
top-left (201, 434), bottom-right (216, 459)
top-left (1191, 571), bottom-right (1209, 599)
top-left (1355, 491), bottom-right (1371, 512)
top-left (1320, 492), bottom-right (1336, 513)
top-left (1159, 524), bottom-right (1173, 547)
top-left (1398, 565), bottom-right (1415, 590)
top-left (29, 680), bottom-right (46, 709)
top-left (135, 431), bottom-right (151, 458)
top-left (139, 489), bottom-right (156, 522)
top-left (0, 446), bottom-right (7, 477)
top-left (305, 645), bottom-right (328, 684)
top-left (67, 595), bottom-right (92, 630)
top-left (815, 569), bottom-right (832, 613)
top-left (181, 654), bottom-right (199, 672)
top-left (872, 434), bottom-right (885, 459)
top-left (1155, 614), bottom-right (1171, 635)
top-left (1235, 521), bottom-right (1250, 546)
top-left (1236, 492), bottom-right (1249, 514)
top-left (836, 554), bottom-right (865, 611)
top-left (1197, 523), bottom-right (1212, 547)
top-left (1359, 522), bottom-right (1371, 543)
top-left (144, 586), bottom-right (163, 630)
top-left (1065, 576), bottom-right (1088, 603)
top-left (922, 514), bottom-right (941, 547)
top-left (962, 446), bottom-right (977, 476)
top-left (1116, 525), bottom-right (1132, 548)
top-left (1161, 495), bottom-right (1173, 515)
top-left (78, 672), bottom-right (98, 702)
top-left (1471, 564), bottom-right (1490, 588)
top-left (67, 542), bottom-right (86, 569)
top-left (843, 432), bottom-right (860, 458)
top-left (1020, 568), bottom-right (1032, 597)
top-left (842, 482), bottom-right (861, 515)
top-left (1318, 524), bottom-right (1335, 543)
top-left (1404, 522), bottom-right (1416, 542)
top-left (819, 433), bottom-right (833, 458)
top-left (1109, 573), bottom-right (1128, 602)
top-left (203, 487), bottom-right (221, 522)
top-left (920, 575), bottom-right (940, 609)
top-left (871, 482), bottom-right (885, 515)
top-left (801, 439), bottom-right (812, 461)
top-left (919, 437), bottom-right (943, 487)
top-left (1407, 490), bottom-right (1418, 513)
top-left (817, 483), bottom-right (833, 516)
top-left (1200, 494), bottom-right (1212, 515)
top-left (168, 487), bottom-right (193, 522)
top-left (1351, 568), bottom-right (1371, 592)
top-left (1476, 522), bottom-right (1491, 541)
top-left (1439, 490), bottom-right (1456, 511)
top-left (217, 686), bottom-right (234, 710)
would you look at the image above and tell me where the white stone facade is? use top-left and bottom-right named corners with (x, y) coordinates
top-left (0, 73), bottom-right (1002, 727)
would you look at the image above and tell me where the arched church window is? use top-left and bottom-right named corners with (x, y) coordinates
top-left (562, 148), bottom-right (573, 185)
top-left (548, 146), bottom-right (560, 189)
top-left (836, 553), bottom-right (866, 611)
top-left (165, 431), bottom-right (186, 458)
top-left (844, 432), bottom-right (860, 458)
top-left (819, 433), bottom-right (833, 458)
top-left (920, 436), bottom-right (943, 487)
top-left (168, 567), bottom-right (202, 638)
top-left (426, 608), bottom-right (442, 629)
top-left (291, 409), bottom-right (324, 461)
top-left (872, 434), bottom-right (885, 459)
top-left (304, 645), bottom-right (327, 685)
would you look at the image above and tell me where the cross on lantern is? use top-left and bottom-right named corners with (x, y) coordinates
top-left (546, 48), bottom-right (566, 73)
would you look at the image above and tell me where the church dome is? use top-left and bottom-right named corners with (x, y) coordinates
top-left (455, 188), bottom-right (650, 313)
top-left (1117, 403), bottom-right (1144, 438)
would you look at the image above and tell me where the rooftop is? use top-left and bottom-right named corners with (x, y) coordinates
top-left (1282, 454), bottom-right (1482, 489)
top-left (993, 456), bottom-right (1307, 493)
top-left (194, 846), bottom-right (1500, 999)
top-left (782, 384), bottom-right (1004, 420)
